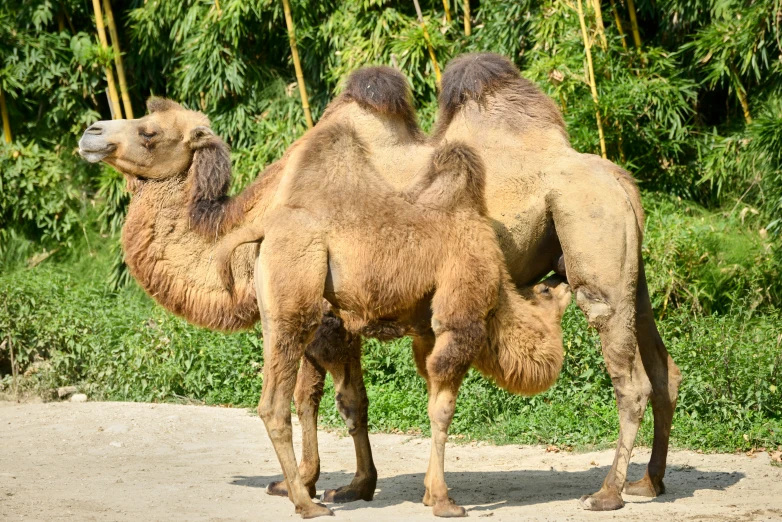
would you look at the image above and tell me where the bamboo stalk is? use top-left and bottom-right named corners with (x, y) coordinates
top-left (609, 0), bottom-right (628, 50)
top-left (0, 88), bottom-right (11, 143)
top-left (413, 0), bottom-right (442, 86)
top-left (463, 0), bottom-right (471, 36)
top-left (731, 65), bottom-right (753, 124)
top-left (576, 0), bottom-right (607, 159)
top-left (103, 0), bottom-right (133, 119)
top-left (442, 0), bottom-right (451, 22)
top-left (90, 0), bottom-right (123, 119)
top-left (591, 0), bottom-right (607, 49)
top-left (282, 0), bottom-right (313, 128)
top-left (626, 0), bottom-right (642, 49)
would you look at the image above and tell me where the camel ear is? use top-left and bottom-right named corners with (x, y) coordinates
top-left (189, 126), bottom-right (216, 149)
top-left (188, 131), bottom-right (232, 236)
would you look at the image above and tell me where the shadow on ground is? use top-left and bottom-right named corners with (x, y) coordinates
top-left (231, 463), bottom-right (743, 513)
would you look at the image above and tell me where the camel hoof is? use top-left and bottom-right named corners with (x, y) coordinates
top-left (298, 503), bottom-right (334, 519)
top-left (322, 483), bottom-right (375, 503)
top-left (579, 490), bottom-right (624, 511)
top-left (433, 499), bottom-right (467, 518)
top-left (624, 476), bottom-right (665, 497)
top-left (267, 481), bottom-right (316, 499)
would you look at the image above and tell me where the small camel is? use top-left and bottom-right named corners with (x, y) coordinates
top-left (215, 120), bottom-right (571, 517)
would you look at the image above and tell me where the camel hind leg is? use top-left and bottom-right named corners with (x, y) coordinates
top-left (320, 336), bottom-right (377, 503)
top-left (547, 163), bottom-right (675, 511)
top-left (624, 262), bottom-right (681, 497)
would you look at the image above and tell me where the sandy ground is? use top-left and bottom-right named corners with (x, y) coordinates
top-left (1, 401), bottom-right (781, 522)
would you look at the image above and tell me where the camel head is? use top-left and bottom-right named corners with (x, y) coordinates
top-left (531, 275), bottom-right (572, 321)
top-left (79, 98), bottom-right (234, 236)
top-left (78, 98), bottom-right (228, 185)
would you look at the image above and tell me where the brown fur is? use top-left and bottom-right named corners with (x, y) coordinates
top-left (322, 66), bottom-right (425, 140)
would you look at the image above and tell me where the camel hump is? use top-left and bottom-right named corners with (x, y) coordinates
top-left (343, 66), bottom-right (416, 121)
top-left (439, 53), bottom-right (520, 114)
top-left (408, 141), bottom-right (487, 215)
top-left (437, 53), bottom-right (566, 134)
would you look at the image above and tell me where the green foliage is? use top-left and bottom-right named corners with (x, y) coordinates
top-left (0, 142), bottom-right (98, 267)
top-left (642, 193), bottom-right (781, 314)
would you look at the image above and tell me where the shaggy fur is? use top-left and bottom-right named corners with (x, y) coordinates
top-left (323, 66), bottom-right (424, 140)
top-left (434, 52), bottom-right (567, 138)
top-left (188, 131), bottom-right (233, 237)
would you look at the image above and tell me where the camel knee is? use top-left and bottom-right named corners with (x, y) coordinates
top-left (576, 288), bottom-right (614, 330)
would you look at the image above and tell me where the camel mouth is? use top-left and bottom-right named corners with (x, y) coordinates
top-left (78, 143), bottom-right (116, 163)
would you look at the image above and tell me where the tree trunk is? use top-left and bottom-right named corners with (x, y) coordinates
top-left (609, 0), bottom-right (628, 50)
top-left (282, 0), bottom-right (313, 128)
top-left (592, 0), bottom-right (607, 49)
top-left (442, 0), bottom-right (451, 22)
top-left (0, 88), bottom-right (11, 143)
top-left (413, 0), bottom-right (442, 86)
top-left (626, 0), bottom-right (642, 49)
top-left (463, 0), bottom-right (471, 36)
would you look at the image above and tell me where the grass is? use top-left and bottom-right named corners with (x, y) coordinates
top-left (0, 193), bottom-right (780, 453)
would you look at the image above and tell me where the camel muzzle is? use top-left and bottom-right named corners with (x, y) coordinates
top-left (79, 121), bottom-right (118, 163)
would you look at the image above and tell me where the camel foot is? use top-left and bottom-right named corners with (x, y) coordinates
top-left (579, 488), bottom-right (624, 511)
top-left (624, 475), bottom-right (665, 497)
top-left (322, 479), bottom-right (376, 503)
top-left (295, 502), bottom-right (334, 519)
top-left (432, 499), bottom-right (467, 518)
top-left (267, 480), bottom-right (316, 499)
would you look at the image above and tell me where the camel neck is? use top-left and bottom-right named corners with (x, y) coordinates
top-left (121, 175), bottom-right (259, 331)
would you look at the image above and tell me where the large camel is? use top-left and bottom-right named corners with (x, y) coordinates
top-left (78, 90), bottom-right (570, 518)
top-left (78, 52), bottom-right (680, 516)
top-left (215, 122), bottom-right (572, 517)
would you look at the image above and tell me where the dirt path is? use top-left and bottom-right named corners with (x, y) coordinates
top-left (1, 401), bottom-right (780, 521)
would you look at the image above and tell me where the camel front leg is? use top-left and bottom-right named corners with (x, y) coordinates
top-left (421, 328), bottom-right (478, 518)
top-left (257, 328), bottom-right (332, 518)
top-left (266, 353), bottom-right (325, 499)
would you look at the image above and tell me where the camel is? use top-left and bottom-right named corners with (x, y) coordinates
top-left (77, 52), bottom-right (681, 516)
top-left (215, 121), bottom-right (572, 517)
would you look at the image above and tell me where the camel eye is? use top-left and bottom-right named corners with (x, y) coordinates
top-left (140, 130), bottom-right (157, 139)
top-left (539, 286), bottom-right (551, 295)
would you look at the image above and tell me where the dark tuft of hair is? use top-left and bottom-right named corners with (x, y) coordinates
top-left (434, 53), bottom-right (566, 137)
top-left (344, 66), bottom-right (412, 116)
top-left (188, 136), bottom-right (232, 237)
top-left (439, 53), bottom-right (520, 117)
top-left (431, 142), bottom-right (487, 215)
top-left (146, 97), bottom-right (184, 114)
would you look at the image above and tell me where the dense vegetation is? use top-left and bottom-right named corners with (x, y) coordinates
top-left (1, 0), bottom-right (780, 451)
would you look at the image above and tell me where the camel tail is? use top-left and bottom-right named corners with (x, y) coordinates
top-left (214, 221), bottom-right (265, 295)
top-left (478, 280), bottom-right (566, 396)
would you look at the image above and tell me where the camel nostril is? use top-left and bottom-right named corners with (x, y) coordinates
top-left (85, 123), bottom-right (104, 135)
